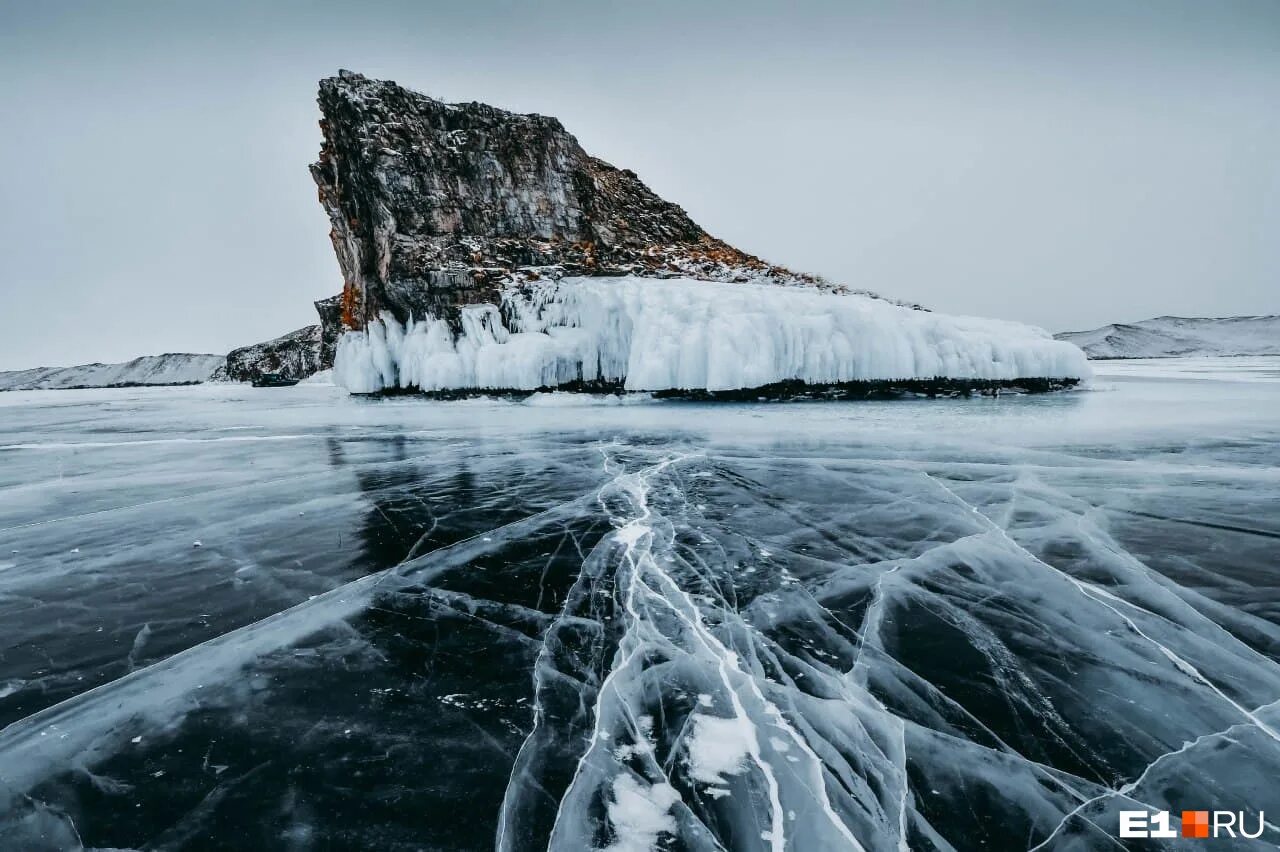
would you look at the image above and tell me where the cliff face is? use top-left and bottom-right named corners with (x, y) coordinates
top-left (310, 71), bottom-right (834, 331)
top-left (313, 294), bottom-right (343, 368)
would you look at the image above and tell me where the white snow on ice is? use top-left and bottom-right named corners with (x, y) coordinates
top-left (600, 774), bottom-right (681, 852)
top-left (685, 712), bottom-right (757, 786)
top-left (524, 391), bottom-right (653, 407)
top-left (333, 276), bottom-right (1089, 393)
top-left (300, 368), bottom-right (335, 385)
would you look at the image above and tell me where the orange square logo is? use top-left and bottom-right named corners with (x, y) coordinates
top-left (1182, 810), bottom-right (1209, 839)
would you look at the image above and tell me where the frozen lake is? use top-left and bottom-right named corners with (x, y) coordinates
top-left (1, 358), bottom-right (1278, 850)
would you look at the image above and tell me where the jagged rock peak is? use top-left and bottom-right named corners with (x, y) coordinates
top-left (310, 71), bottom-right (854, 330)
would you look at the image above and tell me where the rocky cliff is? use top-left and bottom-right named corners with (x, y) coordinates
top-left (309, 70), bottom-right (874, 332)
top-left (313, 294), bottom-right (344, 368)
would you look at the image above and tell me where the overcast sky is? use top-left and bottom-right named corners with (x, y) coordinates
top-left (1, 0), bottom-right (1277, 369)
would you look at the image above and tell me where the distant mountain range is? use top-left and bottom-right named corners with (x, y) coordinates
top-left (1056, 315), bottom-right (1280, 359)
top-left (0, 354), bottom-right (225, 391)
top-left (0, 313), bottom-right (339, 391)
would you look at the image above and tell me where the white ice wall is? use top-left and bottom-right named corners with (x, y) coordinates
top-left (333, 277), bottom-right (1090, 393)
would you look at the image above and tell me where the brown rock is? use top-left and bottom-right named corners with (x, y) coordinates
top-left (308, 70), bottom-right (857, 331)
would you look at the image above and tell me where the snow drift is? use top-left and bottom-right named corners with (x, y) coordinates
top-left (333, 276), bottom-right (1089, 394)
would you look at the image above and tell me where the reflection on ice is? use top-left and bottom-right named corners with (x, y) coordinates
top-left (1, 358), bottom-right (1278, 850)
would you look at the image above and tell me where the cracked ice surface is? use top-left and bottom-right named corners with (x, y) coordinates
top-left (0, 358), bottom-right (1279, 850)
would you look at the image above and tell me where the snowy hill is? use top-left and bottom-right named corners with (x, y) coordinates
top-left (1056, 316), bottom-right (1280, 359)
top-left (0, 353), bottom-right (224, 391)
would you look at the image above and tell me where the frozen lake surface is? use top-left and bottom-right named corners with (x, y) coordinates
top-left (1, 358), bottom-right (1278, 850)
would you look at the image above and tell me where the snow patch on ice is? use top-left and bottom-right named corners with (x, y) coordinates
top-left (685, 712), bottom-right (757, 786)
top-left (524, 391), bottom-right (655, 407)
top-left (615, 523), bottom-right (651, 548)
top-left (601, 774), bottom-right (681, 852)
top-left (333, 276), bottom-right (1090, 393)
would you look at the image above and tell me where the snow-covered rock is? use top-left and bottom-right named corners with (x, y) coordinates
top-left (216, 325), bottom-right (323, 382)
top-left (334, 277), bottom-right (1089, 394)
top-left (205, 295), bottom-right (343, 383)
top-left (0, 354), bottom-right (224, 391)
top-left (214, 295), bottom-right (344, 382)
top-left (1056, 315), bottom-right (1280, 359)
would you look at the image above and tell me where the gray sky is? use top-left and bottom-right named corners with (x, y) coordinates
top-left (1, 0), bottom-right (1277, 369)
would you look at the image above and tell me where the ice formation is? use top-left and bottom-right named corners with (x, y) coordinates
top-left (333, 276), bottom-right (1090, 393)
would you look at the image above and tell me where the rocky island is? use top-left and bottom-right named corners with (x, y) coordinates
top-left (304, 71), bottom-right (1086, 396)
top-left (0, 73), bottom-right (1091, 395)
top-left (15, 72), bottom-right (1084, 395)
